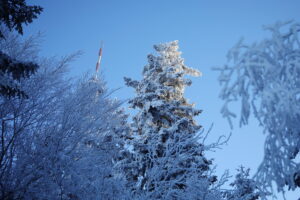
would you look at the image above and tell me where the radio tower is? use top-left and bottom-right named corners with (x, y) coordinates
top-left (95, 41), bottom-right (103, 80)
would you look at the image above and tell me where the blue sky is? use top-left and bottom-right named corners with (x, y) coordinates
top-left (25, 1), bottom-right (300, 199)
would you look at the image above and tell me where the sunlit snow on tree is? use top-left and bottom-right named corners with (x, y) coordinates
top-left (120, 41), bottom-right (224, 200)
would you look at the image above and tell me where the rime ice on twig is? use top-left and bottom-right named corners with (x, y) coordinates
top-left (214, 21), bottom-right (300, 193)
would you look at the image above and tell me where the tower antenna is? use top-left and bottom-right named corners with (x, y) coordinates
top-left (95, 41), bottom-right (104, 79)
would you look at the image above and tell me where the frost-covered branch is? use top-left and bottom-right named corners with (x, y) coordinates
top-left (214, 21), bottom-right (300, 193)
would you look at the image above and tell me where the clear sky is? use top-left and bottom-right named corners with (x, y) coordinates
top-left (25, 1), bottom-right (300, 199)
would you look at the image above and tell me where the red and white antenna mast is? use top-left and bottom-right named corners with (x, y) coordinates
top-left (95, 41), bottom-right (103, 79)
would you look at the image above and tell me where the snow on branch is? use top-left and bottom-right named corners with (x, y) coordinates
top-left (214, 21), bottom-right (300, 193)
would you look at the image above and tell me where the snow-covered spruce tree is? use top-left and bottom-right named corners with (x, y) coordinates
top-left (214, 21), bottom-right (300, 193)
top-left (122, 41), bottom-right (223, 199)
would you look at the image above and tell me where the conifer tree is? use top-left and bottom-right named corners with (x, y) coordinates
top-left (122, 41), bottom-right (222, 199)
top-left (0, 0), bottom-right (42, 98)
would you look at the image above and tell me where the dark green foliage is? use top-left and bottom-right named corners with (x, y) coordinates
top-left (0, 51), bottom-right (38, 98)
top-left (0, 0), bottom-right (43, 38)
top-left (0, 0), bottom-right (42, 98)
